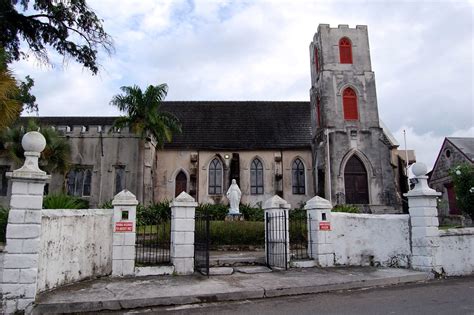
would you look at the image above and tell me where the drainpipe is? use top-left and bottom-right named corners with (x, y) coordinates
top-left (326, 128), bottom-right (332, 204)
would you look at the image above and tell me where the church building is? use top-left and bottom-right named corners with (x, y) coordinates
top-left (0, 24), bottom-right (404, 212)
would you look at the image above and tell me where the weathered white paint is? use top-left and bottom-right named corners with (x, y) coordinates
top-left (439, 228), bottom-right (474, 276)
top-left (332, 212), bottom-right (411, 267)
top-left (37, 209), bottom-right (113, 292)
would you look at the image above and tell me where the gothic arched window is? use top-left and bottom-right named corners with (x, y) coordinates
top-left (208, 158), bottom-right (223, 195)
top-left (292, 158), bottom-right (305, 195)
top-left (250, 158), bottom-right (264, 195)
top-left (339, 37), bottom-right (353, 64)
top-left (343, 87), bottom-right (358, 120)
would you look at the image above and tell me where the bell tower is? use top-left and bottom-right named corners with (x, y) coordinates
top-left (309, 24), bottom-right (400, 211)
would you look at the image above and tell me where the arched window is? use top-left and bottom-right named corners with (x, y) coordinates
top-left (175, 171), bottom-right (187, 197)
top-left (292, 158), bottom-right (305, 195)
top-left (339, 37), bottom-right (353, 64)
top-left (343, 87), bottom-right (358, 120)
top-left (250, 158), bottom-right (264, 195)
top-left (208, 158), bottom-right (223, 195)
top-left (344, 155), bottom-right (369, 204)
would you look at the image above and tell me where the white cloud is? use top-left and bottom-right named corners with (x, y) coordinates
top-left (11, 0), bottom-right (473, 165)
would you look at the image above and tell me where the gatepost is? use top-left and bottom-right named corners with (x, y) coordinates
top-left (304, 196), bottom-right (334, 267)
top-left (112, 190), bottom-right (138, 276)
top-left (170, 192), bottom-right (197, 275)
top-left (404, 162), bottom-right (442, 275)
top-left (263, 195), bottom-right (291, 268)
top-left (2, 132), bottom-right (50, 314)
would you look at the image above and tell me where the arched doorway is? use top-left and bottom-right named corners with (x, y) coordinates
top-left (344, 155), bottom-right (369, 204)
top-left (175, 171), bottom-right (187, 197)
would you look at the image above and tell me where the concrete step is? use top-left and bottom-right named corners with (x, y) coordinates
top-left (209, 251), bottom-right (266, 267)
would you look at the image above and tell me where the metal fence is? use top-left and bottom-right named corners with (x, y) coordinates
top-left (194, 212), bottom-right (211, 276)
top-left (266, 211), bottom-right (288, 270)
top-left (135, 219), bottom-right (171, 265)
top-left (289, 210), bottom-right (311, 261)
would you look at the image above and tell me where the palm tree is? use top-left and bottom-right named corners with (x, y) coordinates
top-left (110, 84), bottom-right (181, 148)
top-left (0, 119), bottom-right (70, 174)
top-left (0, 49), bottom-right (22, 130)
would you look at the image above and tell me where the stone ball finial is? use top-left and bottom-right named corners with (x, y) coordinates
top-left (22, 131), bottom-right (46, 153)
top-left (412, 162), bottom-right (428, 177)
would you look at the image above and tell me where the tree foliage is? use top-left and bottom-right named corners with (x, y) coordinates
top-left (110, 84), bottom-right (182, 148)
top-left (1, 0), bottom-right (113, 74)
top-left (0, 119), bottom-right (71, 174)
top-left (449, 163), bottom-right (474, 220)
top-left (0, 54), bottom-right (22, 130)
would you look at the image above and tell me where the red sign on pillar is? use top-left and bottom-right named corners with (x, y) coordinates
top-left (319, 221), bottom-right (331, 231)
top-left (115, 221), bottom-right (134, 232)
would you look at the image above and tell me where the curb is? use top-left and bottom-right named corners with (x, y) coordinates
top-left (32, 271), bottom-right (430, 314)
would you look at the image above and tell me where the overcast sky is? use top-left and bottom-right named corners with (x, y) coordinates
top-left (12, 0), bottom-right (473, 170)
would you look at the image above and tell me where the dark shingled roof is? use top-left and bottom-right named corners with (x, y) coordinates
top-left (22, 101), bottom-right (312, 150)
top-left (162, 101), bottom-right (311, 150)
top-left (447, 137), bottom-right (474, 161)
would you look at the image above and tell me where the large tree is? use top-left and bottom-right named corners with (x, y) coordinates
top-left (110, 84), bottom-right (181, 148)
top-left (0, 48), bottom-right (22, 130)
top-left (1, 0), bottom-right (113, 74)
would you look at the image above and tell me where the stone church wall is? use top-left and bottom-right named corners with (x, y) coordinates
top-left (155, 149), bottom-right (313, 208)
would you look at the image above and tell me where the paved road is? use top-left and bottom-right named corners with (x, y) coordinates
top-left (112, 276), bottom-right (474, 315)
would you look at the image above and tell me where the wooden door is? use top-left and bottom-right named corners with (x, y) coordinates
top-left (344, 156), bottom-right (369, 204)
top-left (175, 171), bottom-right (187, 197)
top-left (446, 183), bottom-right (460, 215)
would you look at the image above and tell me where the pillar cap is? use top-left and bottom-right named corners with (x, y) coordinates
top-left (263, 195), bottom-right (290, 210)
top-left (170, 191), bottom-right (198, 207)
top-left (112, 189), bottom-right (138, 206)
top-left (22, 131), bottom-right (46, 153)
top-left (304, 195), bottom-right (332, 210)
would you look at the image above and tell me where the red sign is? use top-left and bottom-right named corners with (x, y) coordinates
top-left (319, 221), bottom-right (331, 231)
top-left (115, 221), bottom-right (134, 232)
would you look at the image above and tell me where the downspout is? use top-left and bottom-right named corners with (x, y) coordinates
top-left (326, 128), bottom-right (332, 204)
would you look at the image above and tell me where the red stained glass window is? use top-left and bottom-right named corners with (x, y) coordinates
top-left (339, 37), bottom-right (353, 64)
top-left (343, 87), bottom-right (358, 120)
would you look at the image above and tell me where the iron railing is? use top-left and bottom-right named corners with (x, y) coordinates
top-left (289, 210), bottom-right (311, 261)
top-left (266, 211), bottom-right (288, 270)
top-left (135, 219), bottom-right (171, 266)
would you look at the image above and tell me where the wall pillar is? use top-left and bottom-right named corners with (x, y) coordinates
top-left (112, 190), bottom-right (138, 276)
top-left (263, 195), bottom-right (291, 267)
top-left (304, 196), bottom-right (334, 267)
top-left (170, 192), bottom-right (197, 275)
top-left (2, 132), bottom-right (50, 313)
top-left (404, 162), bottom-right (442, 274)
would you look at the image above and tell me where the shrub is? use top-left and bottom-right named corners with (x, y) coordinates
top-left (99, 199), bottom-right (113, 209)
top-left (240, 203), bottom-right (264, 221)
top-left (136, 201), bottom-right (171, 226)
top-left (0, 207), bottom-right (9, 243)
top-left (332, 204), bottom-right (360, 213)
top-left (449, 163), bottom-right (474, 219)
top-left (209, 220), bottom-right (265, 247)
top-left (43, 194), bottom-right (89, 209)
top-left (196, 203), bottom-right (228, 220)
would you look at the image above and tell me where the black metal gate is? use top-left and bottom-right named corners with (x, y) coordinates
top-left (194, 212), bottom-right (210, 276)
top-left (135, 218), bottom-right (171, 265)
top-left (289, 210), bottom-right (311, 261)
top-left (265, 211), bottom-right (288, 270)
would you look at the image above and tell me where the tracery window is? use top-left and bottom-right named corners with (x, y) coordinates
top-left (343, 87), bottom-right (358, 120)
top-left (67, 167), bottom-right (92, 197)
top-left (209, 158), bottom-right (223, 195)
top-left (292, 158), bottom-right (305, 195)
top-left (339, 37), bottom-right (353, 64)
top-left (250, 158), bottom-right (264, 195)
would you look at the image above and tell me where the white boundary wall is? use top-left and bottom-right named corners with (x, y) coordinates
top-left (331, 212), bottom-right (411, 267)
top-left (37, 209), bottom-right (113, 292)
top-left (439, 228), bottom-right (474, 276)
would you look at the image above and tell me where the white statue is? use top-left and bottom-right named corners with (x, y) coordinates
top-left (226, 179), bottom-right (241, 215)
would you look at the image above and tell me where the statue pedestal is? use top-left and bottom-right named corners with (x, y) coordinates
top-left (225, 214), bottom-right (244, 221)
